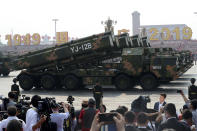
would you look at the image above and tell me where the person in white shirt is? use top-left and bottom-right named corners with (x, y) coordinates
top-left (26, 95), bottom-right (46, 131)
top-left (0, 106), bottom-right (26, 131)
top-left (50, 102), bottom-right (70, 131)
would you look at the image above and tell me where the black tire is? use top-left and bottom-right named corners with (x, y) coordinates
top-left (18, 74), bottom-right (33, 91)
top-left (114, 74), bottom-right (134, 90)
top-left (2, 69), bottom-right (10, 77)
top-left (41, 75), bottom-right (55, 90)
top-left (63, 75), bottom-right (79, 90)
top-left (140, 74), bottom-right (158, 90)
top-left (34, 79), bottom-right (42, 89)
top-left (78, 78), bottom-right (85, 89)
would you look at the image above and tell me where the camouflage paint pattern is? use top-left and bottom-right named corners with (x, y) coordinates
top-left (6, 31), bottom-right (194, 90)
top-left (9, 32), bottom-right (121, 71)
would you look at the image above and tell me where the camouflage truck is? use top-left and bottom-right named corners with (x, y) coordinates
top-left (142, 41), bottom-right (193, 75)
top-left (9, 32), bottom-right (192, 91)
top-left (10, 32), bottom-right (131, 90)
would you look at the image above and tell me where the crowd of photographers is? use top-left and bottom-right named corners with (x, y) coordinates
top-left (0, 78), bottom-right (197, 131)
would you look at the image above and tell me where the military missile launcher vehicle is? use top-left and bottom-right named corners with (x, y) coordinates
top-left (9, 32), bottom-right (193, 91)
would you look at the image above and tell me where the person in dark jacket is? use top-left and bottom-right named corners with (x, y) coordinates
top-left (11, 78), bottom-right (20, 102)
top-left (180, 109), bottom-right (194, 131)
top-left (124, 111), bottom-right (140, 131)
top-left (188, 78), bottom-right (197, 100)
top-left (93, 81), bottom-right (103, 109)
top-left (158, 103), bottom-right (190, 131)
top-left (154, 93), bottom-right (167, 111)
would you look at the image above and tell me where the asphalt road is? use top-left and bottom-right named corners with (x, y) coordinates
top-left (0, 65), bottom-right (197, 112)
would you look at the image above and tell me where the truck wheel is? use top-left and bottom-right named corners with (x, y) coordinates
top-left (114, 74), bottom-right (133, 90)
top-left (41, 75), bottom-right (55, 90)
top-left (140, 74), bottom-right (158, 90)
top-left (64, 75), bottom-right (79, 90)
top-left (2, 69), bottom-right (10, 77)
top-left (2, 72), bottom-right (9, 76)
top-left (34, 79), bottom-right (42, 89)
top-left (18, 74), bottom-right (33, 91)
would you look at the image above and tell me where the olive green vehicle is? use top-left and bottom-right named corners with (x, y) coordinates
top-left (9, 32), bottom-right (193, 91)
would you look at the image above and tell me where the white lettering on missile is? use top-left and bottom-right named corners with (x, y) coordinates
top-left (70, 47), bottom-right (75, 53)
top-left (75, 46), bottom-right (79, 52)
top-left (87, 43), bottom-right (92, 49)
top-left (70, 43), bottom-right (92, 53)
top-left (152, 66), bottom-right (162, 69)
top-left (84, 43), bottom-right (92, 50)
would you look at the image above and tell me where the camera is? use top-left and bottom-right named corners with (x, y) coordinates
top-left (99, 113), bottom-right (117, 123)
top-left (0, 111), bottom-right (8, 120)
top-left (66, 96), bottom-right (75, 118)
top-left (144, 96), bottom-right (151, 103)
top-left (21, 95), bottom-right (30, 101)
top-left (0, 96), bottom-right (10, 110)
top-left (16, 94), bottom-right (31, 121)
top-left (67, 96), bottom-right (75, 105)
top-left (37, 97), bottom-right (56, 115)
top-left (131, 96), bottom-right (151, 112)
top-left (177, 90), bottom-right (182, 93)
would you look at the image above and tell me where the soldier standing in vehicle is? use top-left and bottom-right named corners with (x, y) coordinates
top-left (93, 80), bottom-right (103, 109)
top-left (188, 78), bottom-right (197, 100)
top-left (11, 78), bottom-right (20, 102)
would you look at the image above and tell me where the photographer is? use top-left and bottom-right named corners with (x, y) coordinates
top-left (179, 90), bottom-right (197, 128)
top-left (26, 95), bottom-right (47, 131)
top-left (90, 113), bottom-right (125, 131)
top-left (158, 103), bottom-right (190, 131)
top-left (131, 96), bottom-right (150, 113)
top-left (50, 102), bottom-right (70, 131)
top-left (1, 92), bottom-right (17, 111)
top-left (0, 106), bottom-right (26, 131)
top-left (181, 109), bottom-right (196, 131)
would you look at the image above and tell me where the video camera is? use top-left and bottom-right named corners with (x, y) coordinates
top-left (0, 95), bottom-right (10, 111)
top-left (16, 95), bottom-right (31, 121)
top-left (131, 95), bottom-right (151, 113)
top-left (0, 111), bottom-right (8, 120)
top-left (67, 96), bottom-right (75, 118)
top-left (177, 90), bottom-right (182, 93)
top-left (67, 95), bottom-right (75, 105)
top-left (37, 97), bottom-right (56, 115)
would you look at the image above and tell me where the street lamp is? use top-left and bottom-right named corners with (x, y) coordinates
top-left (52, 19), bottom-right (59, 43)
top-left (101, 17), bottom-right (117, 33)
